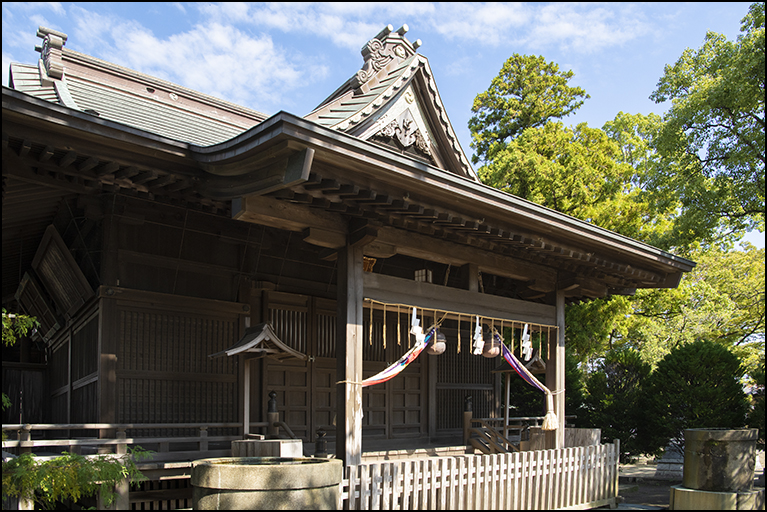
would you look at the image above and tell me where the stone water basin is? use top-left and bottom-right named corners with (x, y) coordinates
top-left (191, 456), bottom-right (342, 510)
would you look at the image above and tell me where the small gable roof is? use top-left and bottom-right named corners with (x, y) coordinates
top-left (305, 25), bottom-right (478, 182)
top-left (209, 323), bottom-right (308, 362)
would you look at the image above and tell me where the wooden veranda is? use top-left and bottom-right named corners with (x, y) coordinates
top-left (2, 420), bottom-right (618, 510)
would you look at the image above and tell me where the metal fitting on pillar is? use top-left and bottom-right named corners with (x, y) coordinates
top-left (314, 428), bottom-right (328, 458)
top-left (267, 391), bottom-right (279, 438)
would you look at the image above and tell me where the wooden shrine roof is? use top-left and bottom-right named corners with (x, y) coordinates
top-left (9, 27), bottom-right (266, 146)
top-left (2, 25), bottom-right (696, 305)
top-left (305, 25), bottom-right (477, 181)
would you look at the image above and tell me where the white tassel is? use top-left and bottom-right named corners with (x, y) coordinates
top-left (542, 391), bottom-right (558, 431)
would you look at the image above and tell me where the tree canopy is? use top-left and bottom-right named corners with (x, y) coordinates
top-left (649, 2), bottom-right (765, 245)
top-left (467, 2), bottom-right (765, 457)
top-left (626, 243), bottom-right (765, 371)
top-left (469, 54), bottom-right (589, 165)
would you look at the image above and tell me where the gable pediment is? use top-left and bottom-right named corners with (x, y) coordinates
top-left (356, 83), bottom-right (436, 163)
top-left (305, 25), bottom-right (478, 182)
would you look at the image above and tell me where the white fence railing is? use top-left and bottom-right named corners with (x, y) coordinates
top-left (342, 440), bottom-right (620, 510)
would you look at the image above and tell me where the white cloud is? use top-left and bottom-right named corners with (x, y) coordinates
top-left (195, 2), bottom-right (435, 52)
top-left (524, 4), bottom-right (651, 53)
top-left (67, 9), bottom-right (309, 113)
top-left (427, 2), bottom-right (531, 45)
top-left (2, 2), bottom-right (65, 17)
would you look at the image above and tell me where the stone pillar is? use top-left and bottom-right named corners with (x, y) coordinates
top-left (670, 428), bottom-right (765, 510)
top-left (682, 428), bottom-right (758, 492)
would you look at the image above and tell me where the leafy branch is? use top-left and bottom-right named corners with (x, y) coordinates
top-left (2, 447), bottom-right (153, 510)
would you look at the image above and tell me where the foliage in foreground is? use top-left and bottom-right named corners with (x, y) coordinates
top-left (2, 447), bottom-right (152, 510)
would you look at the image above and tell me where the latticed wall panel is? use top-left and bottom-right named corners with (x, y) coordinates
top-left (435, 321), bottom-right (497, 432)
top-left (116, 305), bottom-right (240, 436)
top-left (264, 296), bottom-right (427, 443)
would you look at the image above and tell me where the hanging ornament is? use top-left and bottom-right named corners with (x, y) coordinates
top-left (382, 303), bottom-right (386, 350)
top-left (482, 329), bottom-right (500, 358)
top-left (426, 329), bottom-right (446, 355)
top-left (521, 323), bottom-right (533, 361)
top-left (472, 316), bottom-right (484, 355)
top-left (457, 314), bottom-right (462, 354)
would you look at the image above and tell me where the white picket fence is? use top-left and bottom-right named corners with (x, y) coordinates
top-left (342, 440), bottom-right (620, 510)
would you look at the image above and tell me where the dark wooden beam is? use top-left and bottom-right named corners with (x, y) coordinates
top-left (232, 194), bottom-right (347, 235)
top-left (363, 272), bottom-right (556, 326)
top-left (375, 226), bottom-right (558, 288)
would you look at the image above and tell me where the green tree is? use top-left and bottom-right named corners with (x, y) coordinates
top-left (601, 111), bottom-right (679, 250)
top-left (583, 348), bottom-right (651, 462)
top-left (478, 121), bottom-right (657, 238)
top-left (564, 295), bottom-right (633, 365)
top-left (469, 54), bottom-right (589, 165)
top-left (626, 243), bottom-right (765, 371)
top-left (649, 2), bottom-right (765, 246)
top-left (637, 340), bottom-right (749, 455)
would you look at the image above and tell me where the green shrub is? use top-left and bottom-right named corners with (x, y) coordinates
top-left (637, 340), bottom-right (749, 455)
top-left (583, 348), bottom-right (651, 462)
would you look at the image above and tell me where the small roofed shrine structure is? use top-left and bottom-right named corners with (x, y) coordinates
top-left (3, 23), bottom-right (695, 473)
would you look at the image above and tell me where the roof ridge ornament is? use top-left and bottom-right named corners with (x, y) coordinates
top-left (351, 24), bottom-right (422, 90)
top-left (35, 26), bottom-right (68, 81)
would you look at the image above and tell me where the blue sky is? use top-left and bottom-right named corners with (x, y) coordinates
top-left (2, 2), bottom-right (763, 248)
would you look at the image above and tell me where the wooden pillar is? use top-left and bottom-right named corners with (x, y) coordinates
top-left (546, 289), bottom-right (566, 449)
top-left (336, 244), bottom-right (364, 465)
top-left (99, 210), bottom-right (119, 436)
top-left (459, 263), bottom-right (479, 292)
top-left (243, 357), bottom-right (251, 436)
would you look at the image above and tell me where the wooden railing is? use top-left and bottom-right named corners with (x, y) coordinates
top-left (2, 421), bottom-right (297, 510)
top-left (1, 422), bottom-right (271, 462)
top-left (342, 440), bottom-right (620, 510)
top-left (464, 414), bottom-right (578, 454)
top-left (468, 418), bottom-right (521, 454)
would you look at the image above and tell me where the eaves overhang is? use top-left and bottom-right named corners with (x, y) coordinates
top-left (189, 110), bottom-right (696, 281)
top-left (3, 86), bottom-right (696, 293)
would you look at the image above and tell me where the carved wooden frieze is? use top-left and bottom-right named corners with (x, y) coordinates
top-left (374, 108), bottom-right (433, 159)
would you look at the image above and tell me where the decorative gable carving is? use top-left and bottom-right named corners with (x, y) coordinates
top-left (304, 24), bottom-right (478, 181)
top-left (374, 108), bottom-right (433, 160)
top-left (36, 26), bottom-right (68, 81)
